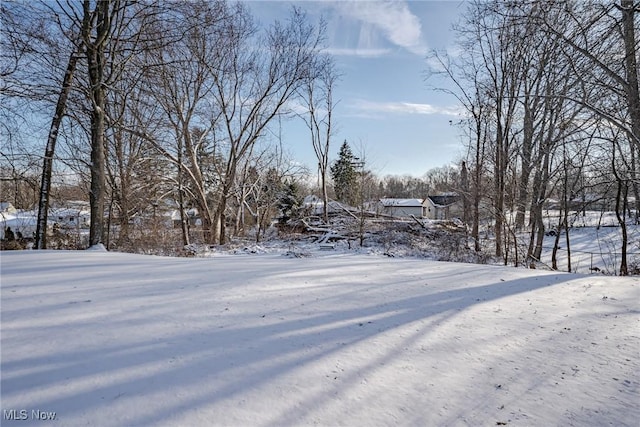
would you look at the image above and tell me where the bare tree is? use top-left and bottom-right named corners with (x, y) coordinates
top-left (1, 2), bottom-right (81, 247)
top-left (439, 1), bottom-right (530, 261)
top-left (533, 1), bottom-right (639, 225)
top-left (35, 43), bottom-right (81, 249)
top-left (432, 0), bottom-right (635, 270)
top-left (232, 142), bottom-right (307, 242)
top-left (299, 52), bottom-right (338, 223)
top-left (208, 6), bottom-right (324, 244)
top-left (105, 74), bottom-right (170, 248)
top-left (136, 0), bottom-right (228, 245)
top-left (543, 0), bottom-right (638, 274)
top-left (80, 0), bottom-right (120, 246)
top-left (425, 47), bottom-right (490, 252)
top-left (427, 1), bottom-right (526, 257)
top-left (65, 0), bottom-right (161, 248)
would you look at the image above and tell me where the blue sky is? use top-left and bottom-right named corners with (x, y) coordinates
top-left (248, 1), bottom-right (468, 177)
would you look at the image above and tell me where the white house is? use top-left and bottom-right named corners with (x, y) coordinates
top-left (50, 207), bottom-right (91, 229)
top-left (424, 194), bottom-right (462, 220)
top-left (378, 199), bottom-right (426, 218)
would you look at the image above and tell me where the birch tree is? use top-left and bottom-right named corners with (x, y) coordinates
top-left (34, 45), bottom-right (80, 248)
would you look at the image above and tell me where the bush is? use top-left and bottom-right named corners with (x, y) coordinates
top-left (0, 240), bottom-right (25, 250)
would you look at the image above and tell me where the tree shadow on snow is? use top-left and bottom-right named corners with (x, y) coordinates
top-left (0, 254), bottom-right (579, 426)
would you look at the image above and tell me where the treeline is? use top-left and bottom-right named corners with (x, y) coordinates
top-left (1, 1), bottom-right (638, 274)
top-left (2, 0), bottom-right (333, 248)
top-left (426, 0), bottom-right (639, 274)
top-left (0, 0), bottom-right (475, 252)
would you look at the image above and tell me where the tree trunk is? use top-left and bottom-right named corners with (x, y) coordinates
top-left (35, 47), bottom-right (79, 249)
top-left (115, 133), bottom-right (130, 246)
top-left (527, 194), bottom-right (544, 263)
top-left (551, 208), bottom-right (563, 270)
top-left (526, 166), bottom-right (542, 262)
top-left (515, 94), bottom-right (534, 231)
top-left (321, 168), bottom-right (329, 223)
top-left (614, 170), bottom-right (629, 276)
top-left (532, 150), bottom-right (551, 262)
top-left (214, 198), bottom-right (227, 245)
top-left (234, 199), bottom-right (243, 237)
top-left (177, 191), bottom-right (190, 247)
top-left (494, 123), bottom-right (505, 258)
top-left (84, 0), bottom-right (115, 248)
top-left (461, 160), bottom-right (470, 225)
top-left (620, 0), bottom-right (640, 222)
top-left (88, 99), bottom-right (106, 247)
top-left (471, 119), bottom-right (485, 253)
top-left (561, 155), bottom-right (572, 273)
top-left (564, 208), bottom-right (571, 273)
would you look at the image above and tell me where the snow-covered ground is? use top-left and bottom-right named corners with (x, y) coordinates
top-left (539, 225), bottom-right (639, 275)
top-left (1, 249), bottom-right (638, 426)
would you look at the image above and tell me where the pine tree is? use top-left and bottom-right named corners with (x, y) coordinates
top-left (330, 140), bottom-right (357, 204)
top-left (277, 181), bottom-right (302, 224)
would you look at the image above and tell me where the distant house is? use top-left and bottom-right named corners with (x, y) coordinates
top-left (425, 194), bottom-right (462, 220)
top-left (378, 199), bottom-right (426, 218)
top-left (169, 207), bottom-right (201, 228)
top-left (0, 201), bottom-right (18, 216)
top-left (50, 207), bottom-right (90, 228)
top-left (302, 195), bottom-right (356, 217)
top-left (1, 201), bottom-right (92, 240)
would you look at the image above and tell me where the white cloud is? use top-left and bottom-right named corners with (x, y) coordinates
top-left (323, 47), bottom-right (392, 58)
top-left (349, 99), bottom-right (462, 117)
top-left (336, 1), bottom-right (428, 56)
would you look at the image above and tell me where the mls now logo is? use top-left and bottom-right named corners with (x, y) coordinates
top-left (3, 409), bottom-right (57, 421)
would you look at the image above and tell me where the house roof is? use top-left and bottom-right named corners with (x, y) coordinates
top-left (427, 195), bottom-right (460, 207)
top-left (379, 198), bottom-right (424, 207)
top-left (303, 196), bottom-right (356, 215)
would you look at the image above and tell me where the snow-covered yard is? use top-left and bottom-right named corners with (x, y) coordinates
top-left (539, 225), bottom-right (639, 275)
top-left (1, 249), bottom-right (638, 426)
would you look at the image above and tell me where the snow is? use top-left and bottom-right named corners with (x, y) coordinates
top-left (86, 243), bottom-right (107, 252)
top-left (538, 223), bottom-right (639, 275)
top-left (1, 249), bottom-right (638, 426)
top-left (379, 198), bottom-right (424, 207)
top-left (0, 212), bottom-right (37, 240)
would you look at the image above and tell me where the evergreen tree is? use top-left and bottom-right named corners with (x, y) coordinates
top-left (330, 140), bottom-right (357, 204)
top-left (277, 181), bottom-right (302, 224)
